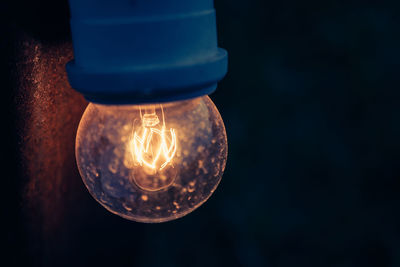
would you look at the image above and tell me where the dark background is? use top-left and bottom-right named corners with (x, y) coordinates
top-left (2, 0), bottom-right (400, 266)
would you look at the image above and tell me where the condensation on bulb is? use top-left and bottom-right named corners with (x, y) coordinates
top-left (76, 96), bottom-right (227, 223)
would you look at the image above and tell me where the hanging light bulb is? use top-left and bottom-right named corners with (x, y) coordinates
top-left (76, 96), bottom-right (227, 222)
top-left (67, 0), bottom-right (228, 222)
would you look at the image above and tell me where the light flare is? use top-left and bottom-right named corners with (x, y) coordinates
top-left (131, 105), bottom-right (177, 171)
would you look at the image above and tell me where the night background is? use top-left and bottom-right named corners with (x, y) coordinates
top-left (2, 0), bottom-right (400, 266)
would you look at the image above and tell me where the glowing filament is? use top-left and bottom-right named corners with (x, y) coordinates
top-left (131, 106), bottom-right (177, 171)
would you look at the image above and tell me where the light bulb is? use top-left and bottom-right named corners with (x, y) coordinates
top-left (76, 96), bottom-right (227, 222)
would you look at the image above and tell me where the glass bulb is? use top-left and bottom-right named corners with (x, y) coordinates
top-left (76, 96), bottom-right (227, 223)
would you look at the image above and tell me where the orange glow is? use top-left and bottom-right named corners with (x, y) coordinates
top-left (131, 105), bottom-right (177, 172)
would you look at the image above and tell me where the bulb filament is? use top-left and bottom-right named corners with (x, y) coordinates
top-left (131, 105), bottom-right (177, 171)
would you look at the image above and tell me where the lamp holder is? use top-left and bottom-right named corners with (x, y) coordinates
top-left (66, 0), bottom-right (228, 104)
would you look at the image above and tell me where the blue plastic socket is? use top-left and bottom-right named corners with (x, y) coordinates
top-left (66, 0), bottom-right (228, 104)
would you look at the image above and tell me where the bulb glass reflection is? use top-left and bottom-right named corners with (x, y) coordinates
top-left (76, 96), bottom-right (227, 222)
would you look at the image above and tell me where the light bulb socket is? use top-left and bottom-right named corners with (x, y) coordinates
top-left (66, 0), bottom-right (228, 104)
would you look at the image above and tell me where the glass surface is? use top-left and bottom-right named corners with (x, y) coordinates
top-left (76, 96), bottom-right (227, 222)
